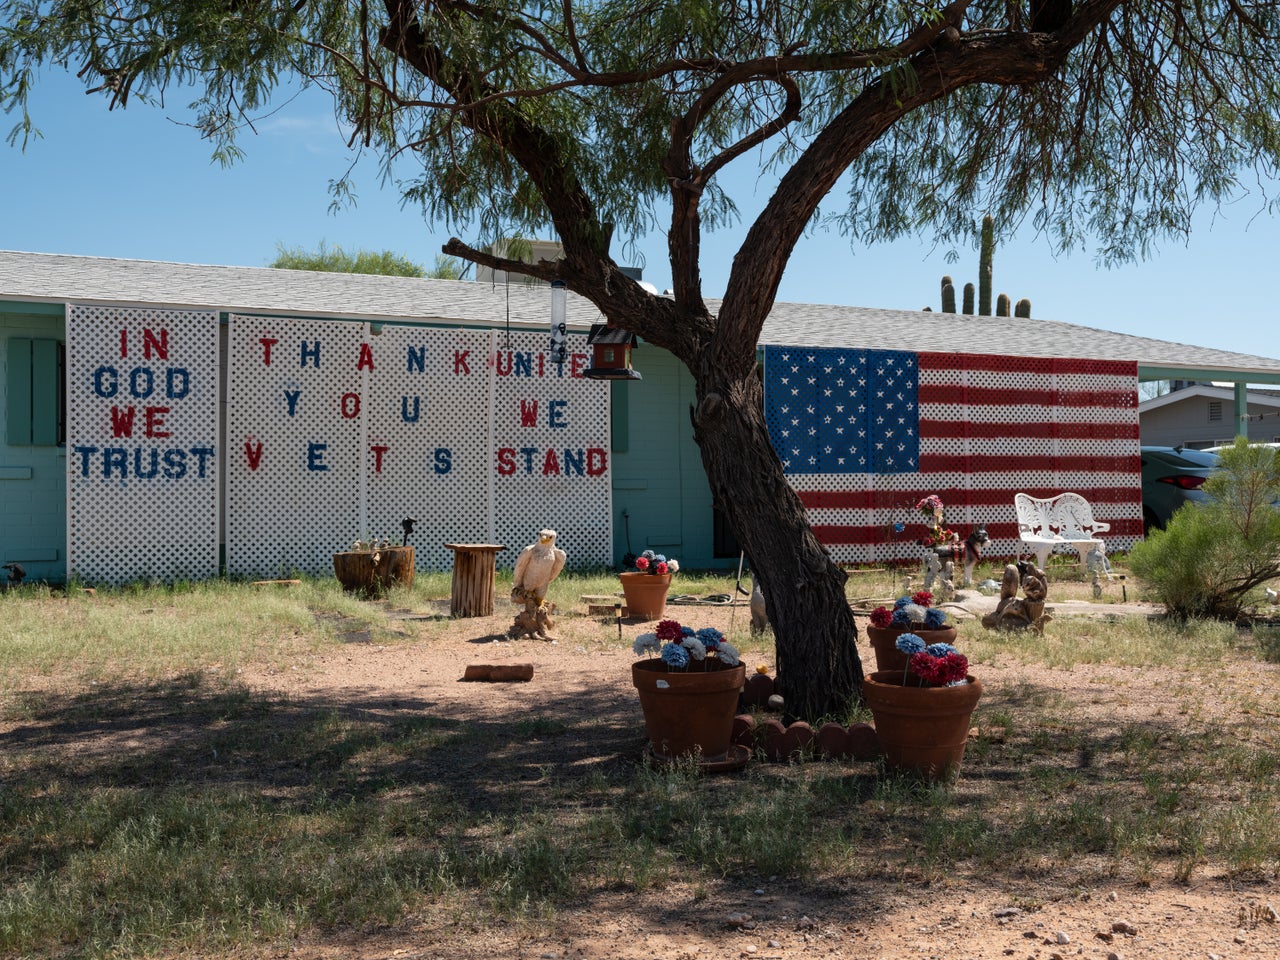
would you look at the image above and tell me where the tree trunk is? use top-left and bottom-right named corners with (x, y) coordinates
top-left (690, 369), bottom-right (863, 721)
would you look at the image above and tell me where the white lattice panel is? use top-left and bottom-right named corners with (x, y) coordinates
top-left (225, 316), bottom-right (364, 577)
top-left (225, 321), bottom-right (612, 577)
top-left (66, 304), bottom-right (220, 585)
top-left (490, 331), bottom-right (612, 570)
top-left (766, 348), bottom-right (1142, 565)
top-left (363, 326), bottom-right (491, 572)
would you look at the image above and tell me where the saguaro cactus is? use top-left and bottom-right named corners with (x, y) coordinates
top-left (942, 277), bottom-right (957, 313)
top-left (962, 282), bottom-right (975, 315)
top-left (1015, 298), bottom-right (1032, 318)
top-left (978, 215), bottom-right (994, 316)
top-left (996, 293), bottom-right (1011, 317)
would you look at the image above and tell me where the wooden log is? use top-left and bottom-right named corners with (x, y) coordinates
top-left (461, 663), bottom-right (535, 682)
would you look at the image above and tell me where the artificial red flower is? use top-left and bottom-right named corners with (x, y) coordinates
top-left (869, 606), bottom-right (893, 628)
top-left (909, 651), bottom-right (969, 686)
top-left (635, 555), bottom-right (650, 571)
top-left (911, 590), bottom-right (933, 608)
top-left (655, 619), bottom-right (684, 641)
top-left (655, 561), bottom-right (669, 575)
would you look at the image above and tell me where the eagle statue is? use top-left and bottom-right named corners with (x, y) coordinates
top-left (512, 529), bottom-right (567, 605)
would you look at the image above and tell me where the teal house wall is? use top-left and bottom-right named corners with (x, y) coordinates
top-left (1, 302), bottom-right (67, 584)
top-left (608, 345), bottom-right (735, 572)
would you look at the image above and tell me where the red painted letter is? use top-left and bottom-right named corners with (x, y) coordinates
top-left (496, 448), bottom-right (516, 476)
top-left (542, 449), bottom-right (561, 476)
top-left (454, 350), bottom-right (471, 375)
top-left (357, 342), bottom-right (375, 371)
top-left (519, 399), bottom-right (539, 427)
top-left (244, 440), bottom-right (264, 470)
top-left (371, 444), bottom-right (389, 473)
top-left (143, 406), bottom-right (171, 438)
top-left (142, 328), bottom-right (169, 360)
top-left (258, 337), bottom-right (278, 365)
top-left (587, 448), bottom-right (608, 476)
top-left (109, 406), bottom-right (136, 438)
top-left (340, 393), bottom-right (361, 419)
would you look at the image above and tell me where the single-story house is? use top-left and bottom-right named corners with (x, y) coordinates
top-left (1139, 383), bottom-right (1280, 448)
top-left (5, 249), bottom-right (1280, 586)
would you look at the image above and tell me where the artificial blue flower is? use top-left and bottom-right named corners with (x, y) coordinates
top-left (641, 549), bottom-right (655, 561)
top-left (661, 643), bottom-right (690, 668)
top-left (696, 627), bottom-right (723, 649)
top-left (893, 596), bottom-right (912, 609)
top-left (681, 625), bottom-right (696, 637)
top-left (891, 608), bottom-right (913, 628)
top-left (923, 608), bottom-right (947, 629)
top-left (895, 633), bottom-right (926, 655)
top-left (653, 554), bottom-right (667, 564)
top-left (926, 642), bottom-right (958, 657)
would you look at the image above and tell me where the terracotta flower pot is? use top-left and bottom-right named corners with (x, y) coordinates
top-left (862, 669), bottom-right (983, 781)
top-left (864, 624), bottom-right (958, 672)
top-left (333, 545), bottom-right (415, 596)
top-left (631, 658), bottom-right (746, 761)
top-left (619, 572), bottom-right (672, 620)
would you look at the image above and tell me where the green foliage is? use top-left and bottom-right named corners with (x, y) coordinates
top-left (1130, 440), bottom-right (1280, 619)
top-left (270, 242), bottom-right (429, 277)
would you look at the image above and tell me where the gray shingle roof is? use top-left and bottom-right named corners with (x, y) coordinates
top-left (4, 249), bottom-right (1278, 376)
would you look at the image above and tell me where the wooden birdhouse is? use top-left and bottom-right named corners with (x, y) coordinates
top-left (583, 324), bottom-right (642, 380)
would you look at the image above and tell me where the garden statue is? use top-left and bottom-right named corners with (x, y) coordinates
top-left (750, 579), bottom-right (770, 635)
top-left (509, 529), bottom-right (567, 641)
top-left (922, 550), bottom-right (943, 591)
top-left (962, 526), bottom-right (989, 586)
top-left (981, 560), bottom-right (1051, 634)
top-left (1086, 541), bottom-right (1113, 597)
top-left (938, 560), bottom-right (956, 601)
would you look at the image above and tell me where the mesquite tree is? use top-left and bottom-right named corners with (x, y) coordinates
top-left (6, 1), bottom-right (1280, 719)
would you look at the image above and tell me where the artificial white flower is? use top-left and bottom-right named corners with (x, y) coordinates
top-left (901, 602), bottom-right (927, 623)
top-left (667, 559), bottom-right (680, 574)
top-left (681, 637), bottom-right (707, 660)
top-left (715, 641), bottom-right (741, 667)
top-left (633, 633), bottom-right (660, 656)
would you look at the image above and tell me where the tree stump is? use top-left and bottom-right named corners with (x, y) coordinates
top-left (444, 543), bottom-right (505, 617)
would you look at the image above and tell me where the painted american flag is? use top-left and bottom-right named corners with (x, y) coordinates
top-left (762, 346), bottom-right (1144, 564)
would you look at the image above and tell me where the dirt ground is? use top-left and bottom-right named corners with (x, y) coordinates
top-left (233, 584), bottom-right (1280, 960)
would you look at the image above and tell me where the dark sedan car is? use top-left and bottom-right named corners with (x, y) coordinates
top-left (1140, 445), bottom-right (1220, 533)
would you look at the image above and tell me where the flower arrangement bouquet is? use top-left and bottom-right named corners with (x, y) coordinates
top-left (633, 618), bottom-right (740, 669)
top-left (630, 549), bottom-right (679, 576)
top-left (915, 494), bottom-right (954, 546)
top-left (892, 633), bottom-right (969, 687)
top-left (869, 591), bottom-right (949, 631)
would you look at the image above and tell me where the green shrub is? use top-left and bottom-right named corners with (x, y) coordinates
top-left (1130, 440), bottom-right (1280, 619)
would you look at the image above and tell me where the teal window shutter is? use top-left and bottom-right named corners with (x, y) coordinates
top-left (6, 337), bottom-right (63, 446)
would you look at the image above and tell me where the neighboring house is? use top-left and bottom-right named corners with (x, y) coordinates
top-left (1139, 383), bottom-right (1280, 448)
top-left (5, 249), bottom-right (1280, 585)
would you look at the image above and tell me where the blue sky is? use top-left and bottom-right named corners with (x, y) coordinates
top-left (3, 68), bottom-right (1278, 364)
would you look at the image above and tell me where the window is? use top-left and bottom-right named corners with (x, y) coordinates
top-left (1208, 400), bottom-right (1223, 422)
top-left (6, 338), bottom-right (64, 446)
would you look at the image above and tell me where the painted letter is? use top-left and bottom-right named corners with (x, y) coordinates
top-left (190, 447), bottom-right (215, 478)
top-left (300, 340), bottom-right (321, 368)
top-left (144, 406), bottom-right (171, 439)
top-left (284, 389), bottom-right (301, 416)
top-left (548, 399), bottom-right (568, 428)
top-left (520, 447), bottom-right (538, 474)
top-left (133, 448), bottom-right (160, 479)
top-left (73, 445), bottom-right (97, 477)
top-left (563, 448), bottom-right (584, 476)
top-left (109, 406), bottom-right (136, 438)
top-left (244, 440), bottom-right (264, 470)
top-left (587, 447), bottom-right (608, 476)
top-left (433, 448), bottom-right (452, 475)
top-left (162, 449), bottom-right (187, 479)
top-left (371, 444), bottom-right (389, 473)
top-left (340, 393), bottom-right (360, 419)
top-left (142, 328), bottom-right (169, 360)
top-left (408, 345), bottom-right (426, 373)
top-left (307, 442), bottom-right (329, 472)
top-left (519, 399), bottom-right (539, 427)
top-left (258, 337), bottom-right (278, 365)
top-left (128, 367), bottom-right (155, 399)
top-left (453, 350), bottom-right (470, 375)
top-left (104, 447), bottom-right (128, 478)
top-left (542, 449), bottom-right (561, 476)
top-left (401, 396), bottom-right (421, 423)
top-left (357, 342), bottom-right (375, 371)
top-left (165, 368), bottom-right (190, 399)
top-left (93, 366), bottom-right (119, 398)
top-left (496, 448), bottom-right (516, 476)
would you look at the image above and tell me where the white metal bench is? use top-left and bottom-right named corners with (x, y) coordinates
top-left (1014, 492), bottom-right (1111, 573)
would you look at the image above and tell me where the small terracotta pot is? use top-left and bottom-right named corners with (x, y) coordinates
top-left (632, 658), bottom-right (746, 761)
top-left (619, 572), bottom-right (672, 620)
top-left (864, 624), bottom-right (958, 672)
top-left (862, 670), bottom-right (983, 781)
